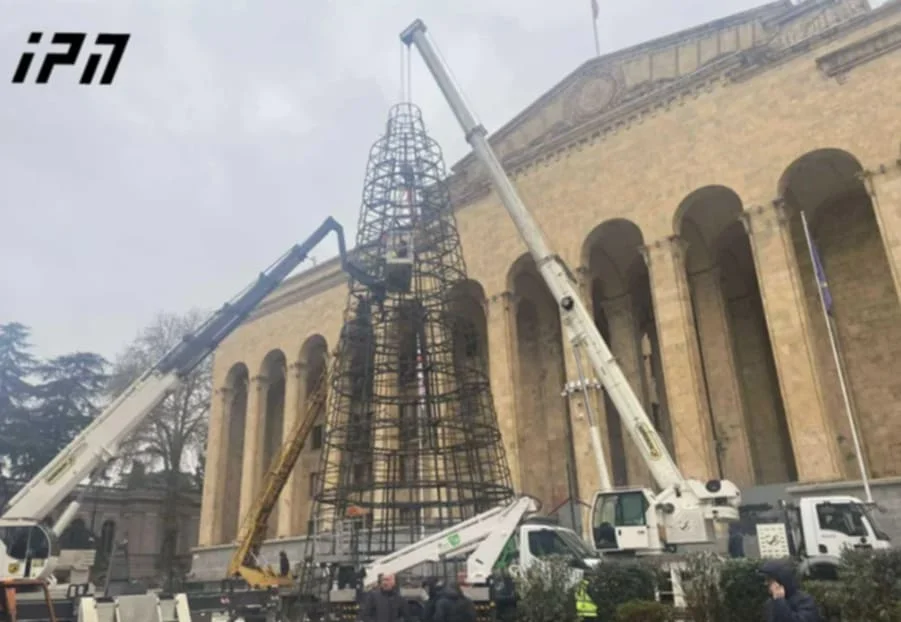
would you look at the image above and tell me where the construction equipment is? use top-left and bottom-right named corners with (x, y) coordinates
top-left (398, 19), bottom-right (891, 565)
top-left (226, 363), bottom-right (331, 589)
top-left (0, 216), bottom-right (377, 590)
top-left (399, 18), bottom-right (739, 557)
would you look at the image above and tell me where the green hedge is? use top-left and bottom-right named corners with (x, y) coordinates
top-left (511, 549), bottom-right (901, 622)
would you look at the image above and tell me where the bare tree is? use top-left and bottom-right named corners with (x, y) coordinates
top-left (109, 310), bottom-right (211, 587)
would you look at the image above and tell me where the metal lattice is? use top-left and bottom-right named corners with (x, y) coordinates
top-left (303, 102), bottom-right (514, 586)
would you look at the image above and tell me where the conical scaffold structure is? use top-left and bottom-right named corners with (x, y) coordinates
top-left (304, 102), bottom-right (514, 588)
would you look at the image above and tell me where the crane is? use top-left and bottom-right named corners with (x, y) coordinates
top-left (0, 216), bottom-right (380, 585)
top-left (227, 363), bottom-right (331, 589)
top-left (399, 20), bottom-right (741, 555)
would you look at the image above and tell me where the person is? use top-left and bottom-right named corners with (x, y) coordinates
top-left (421, 577), bottom-right (444, 622)
top-left (359, 573), bottom-right (412, 622)
top-left (278, 550), bottom-right (290, 577)
top-left (760, 559), bottom-right (821, 622)
top-left (728, 522), bottom-right (745, 558)
top-left (433, 574), bottom-right (477, 622)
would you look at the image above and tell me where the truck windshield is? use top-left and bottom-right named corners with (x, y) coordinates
top-left (860, 505), bottom-right (891, 542)
top-left (527, 528), bottom-right (599, 560)
top-left (816, 502), bottom-right (888, 540)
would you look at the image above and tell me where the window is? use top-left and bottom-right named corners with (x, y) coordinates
top-left (399, 507), bottom-right (416, 526)
top-left (99, 520), bottom-right (116, 556)
top-left (816, 503), bottom-right (868, 537)
top-left (352, 462), bottom-right (371, 486)
top-left (309, 472), bottom-right (320, 498)
top-left (311, 424), bottom-right (323, 450)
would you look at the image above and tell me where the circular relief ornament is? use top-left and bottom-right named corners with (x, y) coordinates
top-left (563, 64), bottom-right (622, 125)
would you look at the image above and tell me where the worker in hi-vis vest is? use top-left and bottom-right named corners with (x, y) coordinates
top-left (575, 579), bottom-right (598, 619)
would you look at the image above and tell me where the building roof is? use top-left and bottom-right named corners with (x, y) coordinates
top-left (247, 0), bottom-right (895, 322)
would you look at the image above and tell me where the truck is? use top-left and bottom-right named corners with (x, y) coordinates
top-left (0, 216), bottom-right (377, 622)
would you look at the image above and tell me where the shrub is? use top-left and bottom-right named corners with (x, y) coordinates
top-left (615, 600), bottom-right (674, 622)
top-left (681, 552), bottom-right (726, 622)
top-left (717, 557), bottom-right (768, 622)
top-left (512, 556), bottom-right (579, 622)
top-left (584, 560), bottom-right (657, 621)
top-left (803, 580), bottom-right (843, 622)
top-left (834, 548), bottom-right (901, 622)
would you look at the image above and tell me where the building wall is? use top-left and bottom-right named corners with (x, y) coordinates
top-left (197, 0), bottom-right (901, 547)
top-left (0, 481), bottom-right (201, 583)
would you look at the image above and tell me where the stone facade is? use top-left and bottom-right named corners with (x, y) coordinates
top-left (1, 479), bottom-right (201, 582)
top-left (196, 0), bottom-right (901, 548)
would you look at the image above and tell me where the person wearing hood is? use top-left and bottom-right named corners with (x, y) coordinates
top-left (433, 581), bottom-right (477, 622)
top-left (760, 560), bottom-right (821, 622)
top-left (421, 577), bottom-right (444, 622)
top-left (359, 573), bottom-right (412, 622)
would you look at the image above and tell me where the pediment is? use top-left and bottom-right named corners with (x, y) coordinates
top-left (448, 0), bottom-right (870, 200)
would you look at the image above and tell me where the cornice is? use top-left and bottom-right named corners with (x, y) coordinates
top-left (244, 255), bottom-right (348, 324)
top-left (447, 0), bottom-right (899, 210)
top-left (450, 1), bottom-right (788, 180)
top-left (728, 0), bottom-right (901, 82)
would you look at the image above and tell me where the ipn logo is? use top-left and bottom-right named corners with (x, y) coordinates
top-left (11, 32), bottom-right (130, 85)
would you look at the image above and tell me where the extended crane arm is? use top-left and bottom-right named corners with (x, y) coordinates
top-left (227, 364), bottom-right (331, 586)
top-left (399, 21), bottom-right (683, 491)
top-left (362, 496), bottom-right (540, 589)
top-left (1, 217), bottom-right (370, 530)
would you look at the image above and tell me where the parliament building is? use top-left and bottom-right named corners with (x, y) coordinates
top-left (195, 0), bottom-right (901, 553)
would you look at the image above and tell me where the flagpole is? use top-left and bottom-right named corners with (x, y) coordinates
top-left (800, 210), bottom-right (873, 504)
top-left (591, 0), bottom-right (601, 57)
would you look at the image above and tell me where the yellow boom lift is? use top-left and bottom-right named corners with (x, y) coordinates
top-left (226, 363), bottom-right (330, 589)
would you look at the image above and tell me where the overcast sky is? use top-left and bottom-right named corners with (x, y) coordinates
top-left (0, 0), bottom-right (880, 362)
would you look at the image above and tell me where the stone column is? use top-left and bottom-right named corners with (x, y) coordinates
top-left (688, 267), bottom-right (755, 487)
top-left (277, 361), bottom-right (306, 537)
top-left (740, 201), bottom-right (842, 482)
top-left (198, 386), bottom-right (230, 546)
top-left (485, 291), bottom-right (522, 491)
top-left (862, 161), bottom-right (901, 303)
top-left (238, 374), bottom-right (270, 528)
top-left (641, 236), bottom-right (717, 480)
top-left (599, 295), bottom-right (655, 488)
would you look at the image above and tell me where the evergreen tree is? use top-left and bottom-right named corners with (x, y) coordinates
top-left (19, 353), bottom-right (110, 478)
top-left (0, 322), bottom-right (37, 475)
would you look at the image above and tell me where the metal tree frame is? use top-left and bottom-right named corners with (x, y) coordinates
top-left (304, 102), bottom-right (514, 585)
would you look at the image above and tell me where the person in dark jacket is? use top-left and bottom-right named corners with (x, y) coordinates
top-left (760, 560), bottom-right (821, 622)
top-left (433, 582), bottom-right (477, 622)
top-left (359, 573), bottom-right (413, 622)
top-left (421, 578), bottom-right (444, 622)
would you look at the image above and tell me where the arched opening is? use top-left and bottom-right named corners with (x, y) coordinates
top-left (780, 148), bottom-right (901, 479)
top-left (582, 219), bottom-right (669, 488)
top-left (675, 186), bottom-right (793, 486)
top-left (508, 254), bottom-right (575, 510)
top-left (58, 517), bottom-right (94, 549)
top-left (99, 519), bottom-right (116, 556)
top-left (294, 334), bottom-right (329, 534)
top-left (260, 350), bottom-right (287, 536)
top-left (221, 362), bottom-right (248, 542)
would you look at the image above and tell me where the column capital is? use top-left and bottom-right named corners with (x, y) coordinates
top-left (640, 235), bottom-right (688, 268)
top-left (250, 374), bottom-right (269, 388)
top-left (739, 200), bottom-right (790, 236)
top-left (488, 290), bottom-right (520, 308)
top-left (288, 361), bottom-right (307, 377)
top-left (598, 293), bottom-right (633, 319)
top-left (214, 386), bottom-right (233, 398)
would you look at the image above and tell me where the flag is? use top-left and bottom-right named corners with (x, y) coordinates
top-left (591, 0), bottom-right (599, 20)
top-left (806, 225), bottom-right (834, 314)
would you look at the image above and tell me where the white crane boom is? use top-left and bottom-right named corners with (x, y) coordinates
top-left (363, 496), bottom-right (540, 588)
top-left (1, 217), bottom-right (378, 582)
top-left (399, 20), bottom-right (681, 491)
